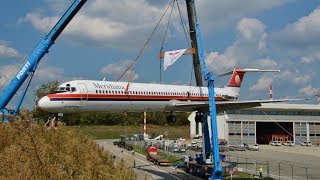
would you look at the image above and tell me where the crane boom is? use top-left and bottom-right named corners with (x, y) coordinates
top-left (186, 0), bottom-right (222, 179)
top-left (0, 0), bottom-right (87, 117)
top-left (186, 0), bottom-right (203, 87)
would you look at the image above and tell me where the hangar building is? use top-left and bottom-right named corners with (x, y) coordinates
top-left (189, 103), bottom-right (320, 145)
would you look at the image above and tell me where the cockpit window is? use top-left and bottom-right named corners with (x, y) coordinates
top-left (54, 85), bottom-right (77, 93)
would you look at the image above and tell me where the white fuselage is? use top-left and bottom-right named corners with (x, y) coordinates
top-left (38, 80), bottom-right (240, 113)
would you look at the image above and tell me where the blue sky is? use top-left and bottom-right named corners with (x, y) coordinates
top-left (1, 0), bottom-right (320, 109)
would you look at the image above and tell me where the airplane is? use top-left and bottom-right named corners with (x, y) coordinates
top-left (38, 67), bottom-right (291, 123)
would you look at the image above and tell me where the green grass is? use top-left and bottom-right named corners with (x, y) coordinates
top-left (223, 170), bottom-right (273, 179)
top-left (72, 125), bottom-right (190, 140)
top-left (131, 143), bottom-right (147, 155)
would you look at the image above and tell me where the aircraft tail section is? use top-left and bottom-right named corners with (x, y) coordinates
top-left (219, 68), bottom-right (280, 88)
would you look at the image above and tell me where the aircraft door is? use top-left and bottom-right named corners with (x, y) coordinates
top-left (78, 83), bottom-right (88, 101)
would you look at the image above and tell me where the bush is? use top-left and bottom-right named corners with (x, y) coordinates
top-left (0, 117), bottom-right (135, 179)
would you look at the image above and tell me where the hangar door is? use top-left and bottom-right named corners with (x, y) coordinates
top-left (309, 123), bottom-right (320, 144)
top-left (295, 122), bottom-right (307, 144)
top-left (228, 121), bottom-right (255, 145)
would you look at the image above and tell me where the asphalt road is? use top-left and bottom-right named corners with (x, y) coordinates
top-left (224, 145), bottom-right (320, 180)
top-left (96, 140), bottom-right (201, 180)
top-left (97, 140), bottom-right (320, 179)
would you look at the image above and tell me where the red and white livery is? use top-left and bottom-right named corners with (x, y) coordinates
top-left (38, 68), bottom-right (287, 113)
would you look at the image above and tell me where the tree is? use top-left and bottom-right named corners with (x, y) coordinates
top-left (33, 81), bottom-right (60, 121)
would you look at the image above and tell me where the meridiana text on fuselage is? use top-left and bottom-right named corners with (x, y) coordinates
top-left (92, 82), bottom-right (125, 90)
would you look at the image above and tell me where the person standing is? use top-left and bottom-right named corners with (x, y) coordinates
top-left (259, 166), bottom-right (263, 178)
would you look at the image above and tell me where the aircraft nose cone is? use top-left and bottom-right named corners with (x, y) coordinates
top-left (38, 96), bottom-right (51, 110)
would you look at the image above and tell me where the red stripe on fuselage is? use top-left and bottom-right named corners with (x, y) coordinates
top-left (47, 93), bottom-right (225, 101)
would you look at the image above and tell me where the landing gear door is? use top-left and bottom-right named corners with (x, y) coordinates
top-left (78, 83), bottom-right (88, 101)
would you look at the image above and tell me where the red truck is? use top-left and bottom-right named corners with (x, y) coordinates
top-left (146, 146), bottom-right (171, 166)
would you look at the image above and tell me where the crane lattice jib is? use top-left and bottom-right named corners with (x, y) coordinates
top-left (0, 0), bottom-right (87, 113)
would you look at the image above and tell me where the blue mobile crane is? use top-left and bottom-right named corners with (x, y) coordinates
top-left (185, 0), bottom-right (222, 179)
top-left (0, 0), bottom-right (87, 120)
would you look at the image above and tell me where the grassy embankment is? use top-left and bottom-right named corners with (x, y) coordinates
top-left (0, 117), bottom-right (135, 179)
top-left (73, 124), bottom-right (190, 140)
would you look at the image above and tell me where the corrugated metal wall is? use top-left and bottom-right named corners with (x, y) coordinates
top-left (228, 121), bottom-right (256, 145)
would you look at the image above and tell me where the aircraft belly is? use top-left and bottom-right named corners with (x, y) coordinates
top-left (80, 101), bottom-right (130, 112)
top-left (46, 99), bottom-right (168, 113)
top-left (130, 101), bottom-right (167, 111)
top-left (81, 101), bottom-right (167, 112)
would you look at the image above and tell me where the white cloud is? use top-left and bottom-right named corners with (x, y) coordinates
top-left (34, 63), bottom-right (65, 82)
top-left (236, 18), bottom-right (267, 52)
top-left (274, 69), bottom-right (313, 85)
top-left (205, 18), bottom-right (267, 73)
top-left (250, 76), bottom-right (273, 91)
top-left (0, 41), bottom-right (20, 58)
top-left (196, 0), bottom-right (292, 33)
top-left (0, 64), bottom-right (19, 85)
top-left (205, 52), bottom-right (236, 74)
top-left (0, 62), bottom-right (65, 109)
top-left (293, 75), bottom-right (311, 84)
top-left (18, 0), bottom-right (293, 49)
top-left (100, 60), bottom-right (139, 81)
top-left (43, 0), bottom-right (68, 11)
top-left (299, 84), bottom-right (319, 96)
top-left (18, 11), bottom-right (58, 32)
top-left (300, 52), bottom-right (320, 64)
top-left (270, 7), bottom-right (320, 61)
top-left (274, 8), bottom-right (320, 45)
top-left (0, 62), bottom-right (64, 87)
top-left (237, 18), bottom-right (266, 42)
top-left (301, 56), bottom-right (314, 64)
top-left (276, 70), bottom-right (291, 81)
top-left (254, 58), bottom-right (277, 68)
top-left (18, 0), bottom-right (169, 48)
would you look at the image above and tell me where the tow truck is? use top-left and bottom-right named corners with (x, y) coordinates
top-left (0, 0), bottom-right (87, 120)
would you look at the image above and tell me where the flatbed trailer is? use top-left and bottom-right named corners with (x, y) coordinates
top-left (147, 154), bottom-right (171, 166)
top-left (185, 161), bottom-right (213, 178)
top-left (146, 146), bottom-right (171, 166)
